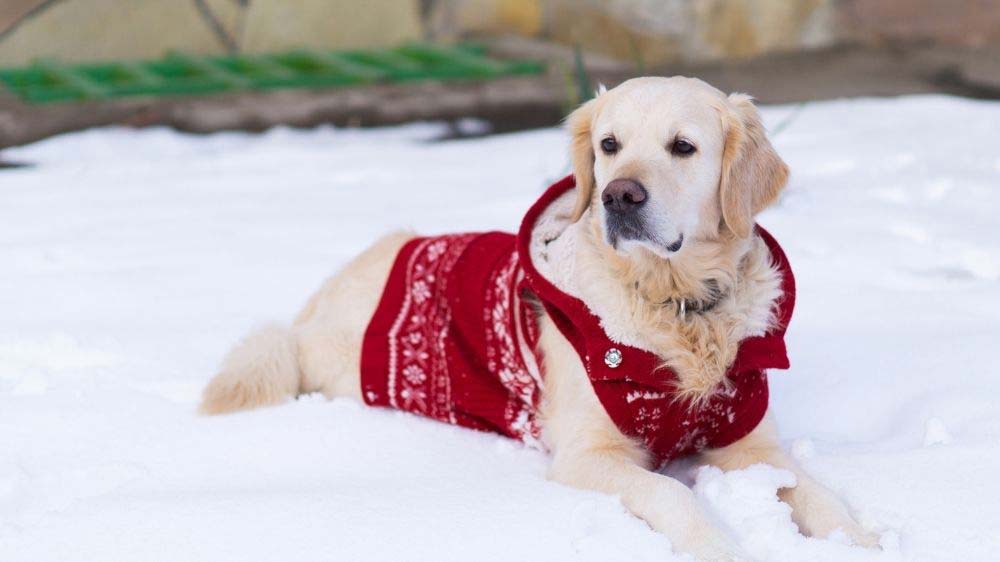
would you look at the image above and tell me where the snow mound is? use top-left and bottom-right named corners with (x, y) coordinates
top-left (2, 95), bottom-right (999, 561)
top-left (694, 464), bottom-right (900, 561)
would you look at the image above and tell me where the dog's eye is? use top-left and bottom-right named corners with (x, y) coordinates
top-left (671, 139), bottom-right (696, 156)
top-left (600, 137), bottom-right (619, 155)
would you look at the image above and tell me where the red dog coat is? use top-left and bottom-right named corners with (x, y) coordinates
top-left (361, 176), bottom-right (795, 464)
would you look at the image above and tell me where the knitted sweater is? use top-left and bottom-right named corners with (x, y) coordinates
top-left (360, 176), bottom-right (795, 463)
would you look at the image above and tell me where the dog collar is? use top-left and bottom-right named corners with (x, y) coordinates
top-left (655, 279), bottom-right (727, 317)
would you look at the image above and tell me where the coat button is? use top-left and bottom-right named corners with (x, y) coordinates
top-left (604, 347), bottom-right (623, 368)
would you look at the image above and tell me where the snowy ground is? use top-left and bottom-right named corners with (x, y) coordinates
top-left (2, 95), bottom-right (999, 562)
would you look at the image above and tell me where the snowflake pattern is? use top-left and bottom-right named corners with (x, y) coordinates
top-left (374, 228), bottom-right (775, 462)
top-left (483, 251), bottom-right (542, 444)
top-left (386, 235), bottom-right (476, 423)
top-left (382, 234), bottom-right (543, 447)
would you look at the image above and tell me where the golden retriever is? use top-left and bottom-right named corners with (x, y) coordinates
top-left (200, 76), bottom-right (877, 561)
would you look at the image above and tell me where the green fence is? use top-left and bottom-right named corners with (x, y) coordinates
top-left (0, 43), bottom-right (543, 104)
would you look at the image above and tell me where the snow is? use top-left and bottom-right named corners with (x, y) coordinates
top-left (2, 95), bottom-right (999, 561)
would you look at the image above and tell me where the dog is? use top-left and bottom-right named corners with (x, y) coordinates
top-left (200, 76), bottom-right (878, 561)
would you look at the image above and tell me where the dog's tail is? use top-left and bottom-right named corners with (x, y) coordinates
top-left (199, 325), bottom-right (301, 415)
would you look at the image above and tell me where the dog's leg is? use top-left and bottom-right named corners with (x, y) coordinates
top-left (699, 412), bottom-right (879, 548)
top-left (549, 447), bottom-right (746, 561)
top-left (292, 231), bottom-right (412, 400)
top-left (538, 319), bottom-right (744, 561)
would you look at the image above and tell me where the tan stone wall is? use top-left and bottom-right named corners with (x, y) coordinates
top-left (545, 0), bottom-right (687, 66)
top-left (840, 0), bottom-right (1000, 47)
top-left (0, 0), bottom-right (995, 68)
top-left (426, 0), bottom-right (543, 37)
top-left (241, 0), bottom-right (422, 54)
top-left (427, 0), bottom-right (994, 65)
top-left (690, 0), bottom-right (835, 59)
top-left (0, 0), bottom-right (422, 66)
top-left (0, 1), bottom-right (226, 65)
top-left (429, 0), bottom-right (838, 64)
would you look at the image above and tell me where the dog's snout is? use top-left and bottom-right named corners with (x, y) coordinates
top-left (602, 179), bottom-right (647, 213)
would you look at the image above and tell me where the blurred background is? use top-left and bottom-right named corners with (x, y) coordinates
top-left (1, 0), bottom-right (999, 151)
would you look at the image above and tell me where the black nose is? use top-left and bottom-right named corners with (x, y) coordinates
top-left (602, 179), bottom-right (647, 213)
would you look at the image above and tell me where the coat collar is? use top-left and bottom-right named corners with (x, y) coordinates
top-left (516, 175), bottom-right (795, 389)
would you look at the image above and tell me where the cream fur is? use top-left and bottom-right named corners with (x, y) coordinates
top-left (200, 324), bottom-right (301, 415)
top-left (529, 191), bottom-right (782, 403)
top-left (200, 77), bottom-right (876, 561)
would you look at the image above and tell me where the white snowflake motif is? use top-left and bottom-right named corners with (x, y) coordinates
top-left (490, 306), bottom-right (506, 336)
top-left (402, 365), bottom-right (426, 385)
top-left (400, 386), bottom-right (427, 410)
top-left (481, 251), bottom-right (543, 445)
top-left (637, 406), bottom-right (662, 421)
top-left (635, 406), bottom-right (663, 441)
top-left (498, 369), bottom-right (535, 403)
top-left (411, 280), bottom-right (431, 303)
top-left (401, 346), bottom-right (428, 363)
top-left (425, 240), bottom-right (447, 261)
top-left (509, 408), bottom-right (543, 449)
top-left (384, 233), bottom-right (478, 422)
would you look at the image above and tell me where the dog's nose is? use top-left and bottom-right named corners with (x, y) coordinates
top-left (602, 179), bottom-right (647, 213)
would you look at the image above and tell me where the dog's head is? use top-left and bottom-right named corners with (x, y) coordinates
top-left (567, 76), bottom-right (788, 258)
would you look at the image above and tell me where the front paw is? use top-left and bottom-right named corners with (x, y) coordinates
top-left (786, 484), bottom-right (880, 549)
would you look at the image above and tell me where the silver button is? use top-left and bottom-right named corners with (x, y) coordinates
top-left (604, 347), bottom-right (623, 368)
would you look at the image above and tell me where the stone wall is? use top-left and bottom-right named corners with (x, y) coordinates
top-left (840, 0), bottom-right (1000, 47)
top-left (428, 0), bottom-right (836, 64)
top-left (0, 0), bottom-right (422, 65)
top-left (0, 0), bottom-right (996, 67)
top-left (427, 0), bottom-right (996, 64)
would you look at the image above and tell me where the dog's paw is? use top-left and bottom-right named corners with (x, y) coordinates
top-left (783, 478), bottom-right (881, 549)
top-left (794, 503), bottom-right (881, 550)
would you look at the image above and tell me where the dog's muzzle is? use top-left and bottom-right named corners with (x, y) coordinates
top-left (602, 179), bottom-right (683, 254)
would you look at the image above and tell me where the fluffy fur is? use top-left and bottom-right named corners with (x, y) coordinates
top-left (200, 77), bottom-right (878, 561)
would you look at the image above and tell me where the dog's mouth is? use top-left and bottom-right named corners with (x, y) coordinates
top-left (605, 214), bottom-right (684, 256)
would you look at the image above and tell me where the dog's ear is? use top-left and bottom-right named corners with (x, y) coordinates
top-left (567, 97), bottom-right (600, 222)
top-left (718, 94), bottom-right (789, 238)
